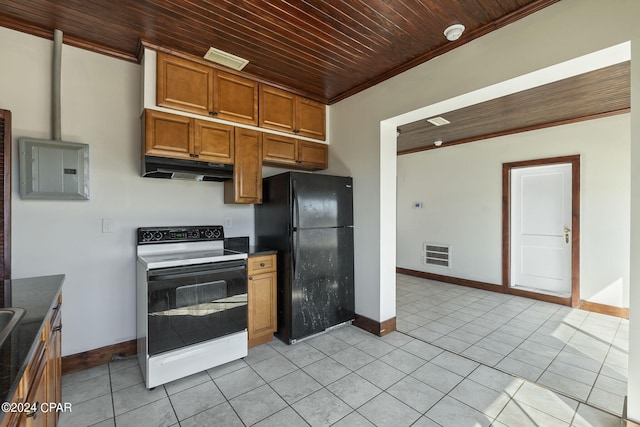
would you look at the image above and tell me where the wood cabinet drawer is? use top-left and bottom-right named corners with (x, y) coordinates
top-left (248, 254), bottom-right (276, 275)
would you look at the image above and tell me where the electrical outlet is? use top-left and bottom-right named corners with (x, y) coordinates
top-left (414, 202), bottom-right (423, 208)
top-left (224, 217), bottom-right (232, 228)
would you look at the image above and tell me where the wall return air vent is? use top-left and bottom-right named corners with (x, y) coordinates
top-left (423, 243), bottom-right (451, 268)
top-left (203, 47), bottom-right (249, 71)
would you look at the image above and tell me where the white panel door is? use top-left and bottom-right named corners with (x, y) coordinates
top-left (511, 164), bottom-right (572, 295)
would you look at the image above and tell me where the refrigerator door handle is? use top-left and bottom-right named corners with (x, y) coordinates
top-left (292, 229), bottom-right (300, 279)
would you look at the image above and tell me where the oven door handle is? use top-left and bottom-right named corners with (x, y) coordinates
top-left (148, 263), bottom-right (246, 281)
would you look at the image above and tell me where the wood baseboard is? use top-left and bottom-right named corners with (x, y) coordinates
top-left (62, 339), bottom-right (137, 375)
top-left (397, 267), bottom-right (628, 319)
top-left (397, 267), bottom-right (501, 292)
top-left (353, 314), bottom-right (396, 337)
top-left (580, 300), bottom-right (629, 319)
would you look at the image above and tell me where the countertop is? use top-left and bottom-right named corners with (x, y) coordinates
top-left (248, 246), bottom-right (277, 256)
top-left (224, 237), bottom-right (276, 257)
top-left (0, 274), bottom-right (65, 404)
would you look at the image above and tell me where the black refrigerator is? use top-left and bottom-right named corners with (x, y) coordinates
top-left (255, 172), bottom-right (355, 344)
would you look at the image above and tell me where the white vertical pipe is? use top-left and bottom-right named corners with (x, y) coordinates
top-left (52, 29), bottom-right (62, 141)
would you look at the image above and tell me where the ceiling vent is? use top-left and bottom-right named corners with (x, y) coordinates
top-left (203, 47), bottom-right (249, 71)
top-left (426, 116), bottom-right (450, 126)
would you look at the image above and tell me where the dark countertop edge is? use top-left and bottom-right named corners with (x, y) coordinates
top-left (1, 274), bottom-right (65, 411)
top-left (248, 246), bottom-right (277, 256)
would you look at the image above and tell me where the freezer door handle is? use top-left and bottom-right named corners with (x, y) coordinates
top-left (292, 179), bottom-right (300, 230)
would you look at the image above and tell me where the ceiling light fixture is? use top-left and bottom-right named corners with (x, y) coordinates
top-left (444, 24), bottom-right (465, 41)
top-left (434, 140), bottom-right (443, 147)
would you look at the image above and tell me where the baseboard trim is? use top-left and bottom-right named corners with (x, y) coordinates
top-left (580, 300), bottom-right (629, 320)
top-left (62, 339), bottom-right (137, 375)
top-left (397, 267), bottom-right (628, 319)
top-left (396, 268), bottom-right (501, 293)
top-left (353, 314), bottom-right (396, 337)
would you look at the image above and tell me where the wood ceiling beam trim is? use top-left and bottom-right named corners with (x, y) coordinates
top-left (397, 108), bottom-right (630, 156)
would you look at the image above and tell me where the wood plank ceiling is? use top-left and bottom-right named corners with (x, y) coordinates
top-left (0, 0), bottom-right (560, 104)
top-left (397, 61), bottom-right (631, 154)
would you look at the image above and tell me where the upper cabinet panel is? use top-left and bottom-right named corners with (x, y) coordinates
top-left (259, 85), bottom-right (296, 134)
top-left (214, 71), bottom-right (258, 126)
top-left (157, 52), bottom-right (213, 116)
top-left (296, 97), bottom-right (326, 140)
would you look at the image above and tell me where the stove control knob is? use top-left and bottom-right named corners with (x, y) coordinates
top-left (212, 228), bottom-right (222, 238)
top-left (188, 230), bottom-right (200, 239)
top-left (204, 229), bottom-right (214, 239)
top-left (142, 231), bottom-right (153, 242)
top-left (154, 231), bottom-right (163, 241)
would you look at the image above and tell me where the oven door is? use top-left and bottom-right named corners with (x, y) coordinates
top-left (146, 259), bottom-right (247, 356)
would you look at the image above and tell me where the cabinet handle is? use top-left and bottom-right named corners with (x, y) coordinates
top-left (293, 129), bottom-right (300, 134)
top-left (260, 263), bottom-right (265, 267)
top-left (54, 325), bottom-right (62, 332)
top-left (248, 276), bottom-right (253, 281)
top-left (52, 304), bottom-right (61, 311)
top-left (295, 160), bottom-right (302, 164)
top-left (209, 111), bottom-right (218, 117)
top-left (194, 154), bottom-right (199, 158)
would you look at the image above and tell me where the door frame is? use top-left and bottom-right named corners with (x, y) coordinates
top-left (502, 155), bottom-right (580, 307)
top-left (0, 110), bottom-right (10, 280)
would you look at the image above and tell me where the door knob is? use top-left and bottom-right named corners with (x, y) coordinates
top-left (564, 227), bottom-right (571, 244)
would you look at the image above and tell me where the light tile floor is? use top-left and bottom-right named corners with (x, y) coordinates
top-left (396, 274), bottom-right (629, 418)
top-left (58, 274), bottom-right (627, 427)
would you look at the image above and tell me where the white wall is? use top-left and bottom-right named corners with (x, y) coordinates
top-left (628, 37), bottom-right (640, 422)
top-left (329, 0), bottom-right (640, 418)
top-left (330, 0), bottom-right (640, 324)
top-left (0, 27), bottom-right (255, 356)
top-left (397, 115), bottom-right (631, 307)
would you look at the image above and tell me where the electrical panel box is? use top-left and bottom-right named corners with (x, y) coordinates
top-left (19, 137), bottom-right (89, 200)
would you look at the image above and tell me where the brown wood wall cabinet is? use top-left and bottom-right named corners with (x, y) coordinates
top-left (156, 52), bottom-right (325, 139)
top-left (157, 52), bottom-right (258, 126)
top-left (247, 254), bottom-right (277, 348)
top-left (259, 85), bottom-right (326, 140)
top-left (224, 128), bottom-right (262, 204)
top-left (2, 294), bottom-right (62, 427)
top-left (262, 133), bottom-right (328, 171)
top-left (143, 110), bottom-right (234, 164)
top-left (149, 50), bottom-right (328, 205)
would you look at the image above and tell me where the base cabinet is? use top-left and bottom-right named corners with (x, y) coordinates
top-left (1, 294), bottom-right (62, 427)
top-left (247, 255), bottom-right (277, 348)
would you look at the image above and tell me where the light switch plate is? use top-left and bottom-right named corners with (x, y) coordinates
top-left (102, 218), bottom-right (114, 233)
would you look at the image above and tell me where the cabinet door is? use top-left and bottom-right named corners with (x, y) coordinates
top-left (156, 53), bottom-right (214, 116)
top-left (18, 349), bottom-right (47, 427)
top-left (259, 85), bottom-right (295, 134)
top-left (295, 97), bottom-right (326, 140)
top-left (224, 128), bottom-right (262, 204)
top-left (46, 305), bottom-right (61, 426)
top-left (193, 120), bottom-right (234, 164)
top-left (248, 271), bottom-right (277, 347)
top-left (262, 133), bottom-right (297, 166)
top-left (297, 140), bottom-right (328, 170)
top-left (144, 110), bottom-right (193, 160)
top-left (213, 71), bottom-right (258, 125)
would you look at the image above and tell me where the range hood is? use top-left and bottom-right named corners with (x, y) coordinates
top-left (142, 156), bottom-right (234, 182)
